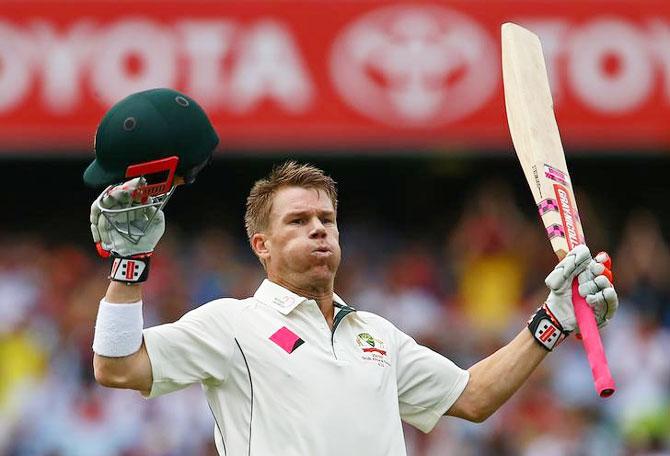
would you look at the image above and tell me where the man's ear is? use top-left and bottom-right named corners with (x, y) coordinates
top-left (251, 233), bottom-right (270, 261)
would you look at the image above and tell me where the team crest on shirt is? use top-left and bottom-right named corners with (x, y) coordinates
top-left (356, 333), bottom-right (390, 367)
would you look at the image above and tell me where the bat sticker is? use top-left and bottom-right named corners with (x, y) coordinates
top-left (546, 224), bottom-right (565, 239)
top-left (537, 198), bottom-right (559, 215)
top-left (553, 184), bottom-right (583, 249)
top-left (544, 164), bottom-right (570, 186)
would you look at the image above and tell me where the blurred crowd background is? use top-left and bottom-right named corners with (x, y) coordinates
top-left (1, 156), bottom-right (668, 456)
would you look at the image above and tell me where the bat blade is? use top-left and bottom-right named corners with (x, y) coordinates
top-left (501, 22), bottom-right (584, 259)
top-left (501, 22), bottom-right (615, 398)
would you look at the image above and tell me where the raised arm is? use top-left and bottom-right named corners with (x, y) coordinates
top-left (447, 246), bottom-right (619, 422)
top-left (89, 178), bottom-right (165, 394)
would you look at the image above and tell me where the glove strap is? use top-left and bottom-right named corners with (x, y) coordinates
top-left (109, 254), bottom-right (151, 284)
top-left (527, 303), bottom-right (570, 351)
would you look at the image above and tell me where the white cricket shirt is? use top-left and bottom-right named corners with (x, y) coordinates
top-left (143, 279), bottom-right (469, 455)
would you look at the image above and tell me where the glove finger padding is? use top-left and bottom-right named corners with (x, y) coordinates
top-left (144, 207), bottom-right (166, 240)
top-left (601, 287), bottom-right (618, 321)
top-left (578, 263), bottom-right (608, 295)
top-left (545, 244), bottom-right (592, 291)
top-left (90, 192), bottom-right (104, 224)
top-left (575, 252), bottom-right (619, 334)
top-left (100, 177), bottom-right (146, 209)
top-left (90, 223), bottom-right (101, 244)
top-left (97, 213), bottom-right (120, 254)
top-left (593, 252), bottom-right (614, 283)
top-left (578, 259), bottom-right (604, 281)
top-left (100, 179), bottom-right (149, 226)
top-left (585, 286), bottom-right (619, 327)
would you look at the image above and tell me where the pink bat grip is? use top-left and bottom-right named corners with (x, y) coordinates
top-left (571, 278), bottom-right (616, 397)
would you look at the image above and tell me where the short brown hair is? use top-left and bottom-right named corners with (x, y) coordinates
top-left (245, 161), bottom-right (338, 239)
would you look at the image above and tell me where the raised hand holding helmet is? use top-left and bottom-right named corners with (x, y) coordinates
top-left (90, 177), bottom-right (166, 283)
top-left (84, 88), bottom-right (218, 284)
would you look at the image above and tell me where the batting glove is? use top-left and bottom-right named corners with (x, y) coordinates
top-left (90, 177), bottom-right (165, 283)
top-left (576, 251), bottom-right (618, 333)
top-left (528, 244), bottom-right (592, 350)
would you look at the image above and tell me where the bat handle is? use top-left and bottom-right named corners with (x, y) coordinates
top-left (571, 278), bottom-right (616, 398)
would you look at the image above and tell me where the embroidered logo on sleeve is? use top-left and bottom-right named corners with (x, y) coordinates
top-left (270, 326), bottom-right (305, 354)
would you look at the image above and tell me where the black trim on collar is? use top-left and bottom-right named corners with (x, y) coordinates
top-left (332, 303), bottom-right (356, 334)
top-left (333, 301), bottom-right (356, 311)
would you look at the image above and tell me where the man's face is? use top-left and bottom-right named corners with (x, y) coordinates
top-left (259, 186), bottom-right (341, 288)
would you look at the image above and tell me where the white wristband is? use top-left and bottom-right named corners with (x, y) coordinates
top-left (92, 299), bottom-right (144, 357)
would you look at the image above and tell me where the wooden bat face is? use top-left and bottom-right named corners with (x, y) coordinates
top-left (501, 22), bottom-right (585, 259)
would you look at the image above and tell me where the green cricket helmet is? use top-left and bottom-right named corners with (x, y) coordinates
top-left (84, 87), bottom-right (219, 189)
top-left (84, 88), bottom-right (219, 248)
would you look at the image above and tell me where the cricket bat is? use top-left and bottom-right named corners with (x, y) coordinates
top-left (501, 22), bottom-right (615, 397)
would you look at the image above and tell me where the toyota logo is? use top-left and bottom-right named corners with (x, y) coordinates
top-left (330, 5), bottom-right (498, 127)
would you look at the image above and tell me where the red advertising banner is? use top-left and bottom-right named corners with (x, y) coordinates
top-left (1, 1), bottom-right (669, 154)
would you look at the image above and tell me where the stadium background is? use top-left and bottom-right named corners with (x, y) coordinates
top-left (1, 1), bottom-right (669, 455)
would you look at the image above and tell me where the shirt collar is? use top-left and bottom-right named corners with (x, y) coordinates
top-left (254, 279), bottom-right (352, 315)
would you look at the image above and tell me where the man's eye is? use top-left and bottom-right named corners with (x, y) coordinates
top-left (290, 219), bottom-right (303, 224)
top-left (322, 218), bottom-right (334, 224)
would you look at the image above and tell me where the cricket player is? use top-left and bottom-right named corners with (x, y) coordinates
top-left (86, 90), bottom-right (618, 455)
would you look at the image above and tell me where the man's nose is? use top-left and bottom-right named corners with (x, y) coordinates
top-left (309, 218), bottom-right (327, 238)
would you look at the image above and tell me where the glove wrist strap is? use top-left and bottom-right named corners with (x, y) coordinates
top-left (109, 254), bottom-right (151, 283)
top-left (527, 303), bottom-right (570, 351)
